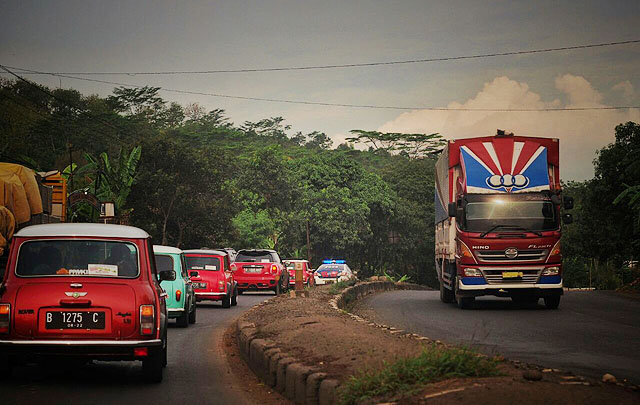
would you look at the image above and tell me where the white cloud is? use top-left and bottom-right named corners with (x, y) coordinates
top-left (612, 80), bottom-right (635, 102)
top-left (378, 75), bottom-right (640, 181)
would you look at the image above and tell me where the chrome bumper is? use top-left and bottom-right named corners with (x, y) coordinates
top-left (0, 339), bottom-right (162, 347)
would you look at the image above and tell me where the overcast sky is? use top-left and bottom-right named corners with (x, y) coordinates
top-left (1, 0), bottom-right (638, 180)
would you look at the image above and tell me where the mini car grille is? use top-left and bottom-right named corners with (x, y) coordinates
top-left (475, 249), bottom-right (547, 262)
top-left (481, 269), bottom-right (541, 284)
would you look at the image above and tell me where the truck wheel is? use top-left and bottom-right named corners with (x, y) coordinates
top-left (188, 305), bottom-right (196, 324)
top-left (143, 346), bottom-right (164, 383)
top-left (544, 295), bottom-right (561, 309)
top-left (222, 292), bottom-right (231, 308)
top-left (0, 355), bottom-right (12, 378)
top-left (231, 286), bottom-right (238, 306)
top-left (440, 281), bottom-right (455, 304)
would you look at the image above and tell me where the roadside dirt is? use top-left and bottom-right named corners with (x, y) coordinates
top-left (238, 285), bottom-right (640, 404)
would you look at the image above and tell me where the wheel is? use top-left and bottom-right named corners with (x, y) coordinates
top-left (440, 280), bottom-right (455, 303)
top-left (222, 292), bottom-right (231, 308)
top-left (176, 308), bottom-right (189, 327)
top-left (231, 286), bottom-right (238, 306)
top-left (188, 304), bottom-right (196, 324)
top-left (544, 295), bottom-right (561, 309)
top-left (454, 276), bottom-right (474, 309)
top-left (143, 346), bottom-right (164, 383)
top-left (0, 355), bottom-right (12, 378)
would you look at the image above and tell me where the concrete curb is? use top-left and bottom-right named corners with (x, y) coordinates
top-left (235, 281), bottom-right (428, 404)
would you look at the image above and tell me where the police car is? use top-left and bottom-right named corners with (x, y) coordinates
top-left (313, 260), bottom-right (355, 285)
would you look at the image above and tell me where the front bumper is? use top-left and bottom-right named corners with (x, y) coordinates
top-left (315, 276), bottom-right (348, 285)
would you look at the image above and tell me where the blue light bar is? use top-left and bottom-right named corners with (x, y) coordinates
top-left (322, 259), bottom-right (346, 264)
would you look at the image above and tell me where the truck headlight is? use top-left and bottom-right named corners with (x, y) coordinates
top-left (463, 268), bottom-right (482, 277)
top-left (542, 266), bottom-right (560, 276)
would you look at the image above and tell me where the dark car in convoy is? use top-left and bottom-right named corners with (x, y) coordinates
top-left (233, 249), bottom-right (288, 295)
top-left (183, 249), bottom-right (237, 308)
top-left (0, 223), bottom-right (170, 382)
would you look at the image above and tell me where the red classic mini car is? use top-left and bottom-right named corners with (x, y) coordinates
top-left (0, 224), bottom-right (170, 382)
top-left (183, 249), bottom-right (237, 308)
top-left (283, 259), bottom-right (314, 288)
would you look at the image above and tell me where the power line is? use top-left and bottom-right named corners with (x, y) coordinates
top-left (4, 65), bottom-right (638, 112)
top-left (4, 39), bottom-right (639, 75)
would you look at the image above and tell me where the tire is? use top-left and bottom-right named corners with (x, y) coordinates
top-left (0, 355), bottom-right (12, 378)
top-left (176, 308), bottom-right (189, 327)
top-left (142, 346), bottom-right (164, 383)
top-left (454, 276), bottom-right (474, 309)
top-left (188, 304), bottom-right (196, 324)
top-left (222, 292), bottom-right (231, 308)
top-left (544, 295), bottom-right (561, 309)
top-left (231, 286), bottom-right (238, 306)
top-left (440, 281), bottom-right (455, 303)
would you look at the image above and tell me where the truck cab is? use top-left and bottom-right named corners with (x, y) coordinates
top-left (435, 131), bottom-right (572, 309)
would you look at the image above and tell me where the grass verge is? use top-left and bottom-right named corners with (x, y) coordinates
top-left (339, 344), bottom-right (501, 405)
top-left (328, 278), bottom-right (357, 295)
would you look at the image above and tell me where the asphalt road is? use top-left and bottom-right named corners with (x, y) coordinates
top-left (0, 293), bottom-right (272, 405)
top-left (359, 290), bottom-right (640, 384)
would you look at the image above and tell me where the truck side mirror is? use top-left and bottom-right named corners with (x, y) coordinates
top-left (563, 196), bottom-right (574, 210)
top-left (562, 213), bottom-right (573, 225)
top-left (448, 202), bottom-right (457, 217)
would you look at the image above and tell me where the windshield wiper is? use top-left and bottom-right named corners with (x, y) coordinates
top-left (479, 225), bottom-right (543, 238)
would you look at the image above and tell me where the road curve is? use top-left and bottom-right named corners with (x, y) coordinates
top-left (0, 293), bottom-right (272, 405)
top-left (358, 290), bottom-right (640, 384)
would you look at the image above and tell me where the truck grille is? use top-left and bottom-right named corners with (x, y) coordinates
top-left (481, 269), bottom-right (541, 284)
top-left (476, 249), bottom-right (547, 262)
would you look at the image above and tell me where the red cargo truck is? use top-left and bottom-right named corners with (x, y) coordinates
top-left (435, 130), bottom-right (573, 309)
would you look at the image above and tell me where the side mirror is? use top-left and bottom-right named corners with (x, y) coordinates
top-left (563, 196), bottom-right (574, 210)
top-left (189, 271), bottom-right (199, 278)
top-left (562, 213), bottom-right (573, 225)
top-left (448, 202), bottom-right (457, 217)
top-left (159, 270), bottom-right (176, 281)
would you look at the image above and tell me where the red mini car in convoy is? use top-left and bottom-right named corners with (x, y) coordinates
top-left (0, 223), bottom-right (170, 382)
top-left (183, 249), bottom-right (237, 308)
top-left (233, 249), bottom-right (288, 295)
top-left (283, 259), bottom-right (314, 288)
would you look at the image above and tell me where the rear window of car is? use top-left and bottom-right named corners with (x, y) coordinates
top-left (185, 255), bottom-right (221, 271)
top-left (236, 251), bottom-right (276, 262)
top-left (317, 264), bottom-right (344, 271)
top-left (154, 254), bottom-right (174, 273)
top-left (16, 240), bottom-right (139, 278)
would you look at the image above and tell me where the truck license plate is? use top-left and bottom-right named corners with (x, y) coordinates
top-left (46, 311), bottom-right (105, 329)
top-left (502, 271), bottom-right (524, 279)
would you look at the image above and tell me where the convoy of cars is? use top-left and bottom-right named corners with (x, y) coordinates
top-left (0, 221), bottom-right (354, 383)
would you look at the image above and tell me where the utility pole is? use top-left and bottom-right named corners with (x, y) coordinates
top-left (306, 220), bottom-right (311, 263)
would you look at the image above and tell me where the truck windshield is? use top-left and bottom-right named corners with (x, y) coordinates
top-left (462, 197), bottom-right (558, 233)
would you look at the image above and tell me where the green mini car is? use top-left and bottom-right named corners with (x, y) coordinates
top-left (154, 245), bottom-right (196, 327)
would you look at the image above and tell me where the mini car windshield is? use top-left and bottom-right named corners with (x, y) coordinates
top-left (16, 240), bottom-right (139, 278)
top-left (185, 255), bottom-right (221, 271)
